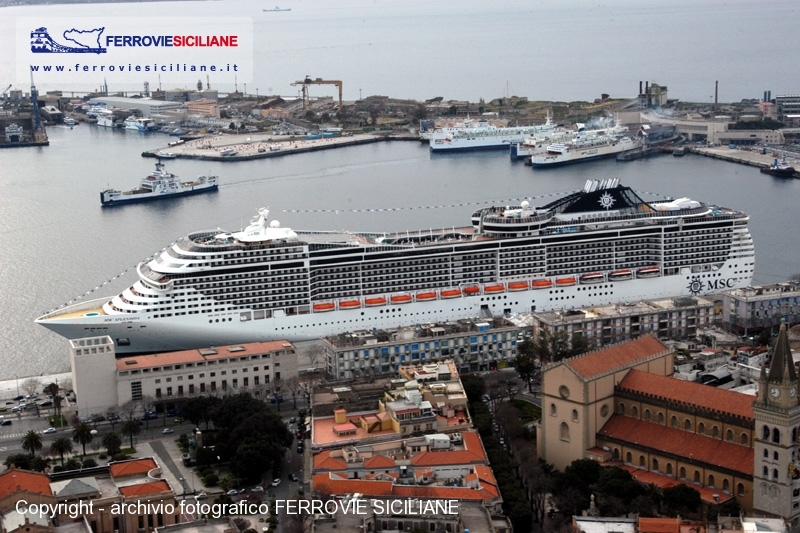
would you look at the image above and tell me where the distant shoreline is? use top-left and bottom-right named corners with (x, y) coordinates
top-left (1, 0), bottom-right (203, 7)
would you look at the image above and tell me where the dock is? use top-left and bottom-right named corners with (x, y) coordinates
top-left (688, 145), bottom-right (797, 176)
top-left (141, 132), bottom-right (405, 161)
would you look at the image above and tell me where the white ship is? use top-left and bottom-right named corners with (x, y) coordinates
top-left (510, 126), bottom-right (581, 159)
top-left (430, 118), bottom-right (555, 152)
top-left (37, 179), bottom-right (755, 354)
top-left (100, 160), bottom-right (218, 206)
top-left (124, 117), bottom-right (157, 132)
top-left (531, 125), bottom-right (643, 167)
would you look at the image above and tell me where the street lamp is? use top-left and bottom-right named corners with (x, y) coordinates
top-left (217, 455), bottom-right (221, 476)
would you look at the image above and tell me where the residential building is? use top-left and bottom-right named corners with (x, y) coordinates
top-left (776, 95), bottom-right (800, 122)
top-left (322, 318), bottom-right (520, 380)
top-left (531, 296), bottom-right (715, 349)
top-left (70, 336), bottom-right (297, 417)
top-left (723, 281), bottom-right (800, 334)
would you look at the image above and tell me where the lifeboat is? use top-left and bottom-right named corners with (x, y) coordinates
top-left (312, 302), bottom-right (335, 312)
top-left (579, 272), bottom-right (605, 284)
top-left (415, 291), bottom-right (438, 301)
top-left (440, 288), bottom-right (462, 299)
top-left (508, 281), bottom-right (529, 292)
top-left (339, 299), bottom-right (362, 310)
top-left (531, 279), bottom-right (553, 289)
top-left (390, 293), bottom-right (413, 304)
top-left (608, 269), bottom-right (633, 281)
top-left (483, 283), bottom-right (505, 294)
top-left (555, 276), bottom-right (577, 287)
top-left (463, 285), bottom-right (481, 295)
top-left (365, 296), bottom-right (388, 307)
top-left (637, 266), bottom-right (661, 278)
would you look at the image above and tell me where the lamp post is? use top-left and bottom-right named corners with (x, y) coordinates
top-left (217, 455), bottom-right (221, 476)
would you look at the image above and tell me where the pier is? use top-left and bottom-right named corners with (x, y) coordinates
top-left (688, 145), bottom-right (798, 176)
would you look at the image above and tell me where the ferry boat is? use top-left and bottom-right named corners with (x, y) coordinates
top-left (37, 178), bottom-right (755, 354)
top-left (531, 126), bottom-right (643, 167)
top-left (760, 158), bottom-right (796, 178)
top-left (124, 117), bottom-right (157, 132)
top-left (99, 161), bottom-right (218, 206)
top-left (430, 117), bottom-right (555, 152)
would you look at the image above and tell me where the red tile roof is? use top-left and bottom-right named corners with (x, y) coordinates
top-left (566, 336), bottom-right (668, 379)
top-left (110, 458), bottom-right (158, 478)
top-left (619, 465), bottom-right (734, 506)
top-left (411, 430), bottom-right (487, 467)
top-left (638, 517), bottom-right (681, 533)
top-left (599, 415), bottom-right (753, 475)
top-left (312, 473), bottom-right (394, 497)
top-left (115, 340), bottom-right (293, 371)
top-left (118, 480), bottom-right (172, 497)
top-left (618, 369), bottom-right (754, 421)
top-left (0, 469), bottom-right (52, 499)
top-left (312, 451), bottom-right (348, 471)
top-left (364, 455), bottom-right (396, 469)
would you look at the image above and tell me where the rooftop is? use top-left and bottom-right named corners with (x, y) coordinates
top-left (0, 468), bottom-right (52, 499)
top-left (561, 335), bottom-right (670, 379)
top-left (115, 340), bottom-right (293, 371)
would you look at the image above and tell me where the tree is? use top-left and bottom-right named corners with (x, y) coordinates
top-left (30, 455), bottom-right (50, 473)
top-left (662, 483), bottom-right (701, 516)
top-left (122, 419), bottom-right (141, 451)
top-left (50, 436), bottom-right (74, 466)
top-left (21, 430), bottom-right (43, 457)
top-left (514, 340), bottom-right (538, 392)
top-left (43, 383), bottom-right (62, 423)
top-left (305, 343), bottom-right (324, 371)
top-left (119, 399), bottom-right (139, 421)
top-left (460, 374), bottom-right (486, 403)
top-left (182, 396), bottom-right (221, 430)
top-left (140, 395), bottom-right (156, 429)
top-left (72, 422), bottom-right (94, 457)
top-left (283, 377), bottom-right (302, 409)
top-left (21, 378), bottom-right (41, 397)
top-left (569, 332), bottom-right (592, 356)
top-left (102, 432), bottom-right (123, 456)
top-left (532, 329), bottom-right (570, 364)
top-left (4, 453), bottom-right (32, 470)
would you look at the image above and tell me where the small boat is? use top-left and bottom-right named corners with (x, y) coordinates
top-left (637, 266), bottom-right (661, 278)
top-left (365, 297), bottom-right (388, 307)
top-left (483, 284), bottom-right (505, 294)
top-left (531, 279), bottom-right (553, 289)
top-left (555, 276), bottom-right (577, 286)
top-left (760, 158), bottom-right (796, 178)
top-left (463, 285), bottom-right (481, 295)
top-left (312, 302), bottom-right (335, 312)
top-left (415, 291), bottom-right (438, 301)
top-left (100, 161), bottom-right (218, 206)
top-left (338, 299), bottom-right (361, 310)
top-left (390, 294), bottom-right (413, 304)
top-left (63, 117), bottom-right (77, 126)
top-left (157, 151), bottom-right (177, 159)
top-left (579, 272), bottom-right (605, 284)
top-left (440, 288), bottom-right (462, 299)
top-left (608, 269), bottom-right (633, 281)
top-left (264, 6), bottom-right (291, 11)
top-left (507, 281), bottom-right (529, 292)
top-left (220, 148), bottom-right (237, 157)
top-left (672, 147), bottom-right (685, 157)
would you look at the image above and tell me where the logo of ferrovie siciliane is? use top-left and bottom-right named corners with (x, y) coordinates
top-left (31, 27), bottom-right (107, 54)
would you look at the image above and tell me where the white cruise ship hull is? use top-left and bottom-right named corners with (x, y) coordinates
top-left (532, 137), bottom-right (642, 167)
top-left (37, 267), bottom-right (749, 354)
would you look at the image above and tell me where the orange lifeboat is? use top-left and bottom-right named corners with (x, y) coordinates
top-left (440, 288), bottom-right (462, 299)
top-left (365, 296), bottom-right (388, 307)
top-left (637, 266), bottom-right (661, 278)
top-left (579, 272), bottom-right (604, 284)
top-left (508, 281), bottom-right (529, 291)
top-left (483, 283), bottom-right (505, 294)
top-left (531, 279), bottom-right (553, 289)
top-left (390, 293), bottom-right (413, 304)
top-left (555, 276), bottom-right (577, 286)
top-left (313, 302), bottom-right (335, 312)
top-left (608, 269), bottom-right (633, 281)
top-left (415, 291), bottom-right (438, 301)
top-left (463, 285), bottom-right (481, 295)
top-left (339, 299), bottom-right (362, 310)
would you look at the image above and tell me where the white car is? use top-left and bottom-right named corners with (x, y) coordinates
top-left (271, 478), bottom-right (281, 487)
top-left (162, 428), bottom-right (174, 434)
top-left (43, 427), bottom-right (56, 434)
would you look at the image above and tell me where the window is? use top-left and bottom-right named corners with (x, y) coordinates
top-left (727, 429), bottom-right (734, 441)
top-left (708, 474), bottom-right (715, 487)
top-left (550, 404), bottom-right (557, 416)
top-left (679, 467), bottom-right (686, 478)
top-left (155, 388), bottom-right (162, 398)
top-left (617, 402), bottom-right (626, 415)
top-left (626, 452), bottom-right (632, 463)
top-left (774, 451), bottom-right (779, 461)
top-left (723, 479), bottom-right (730, 492)
top-left (742, 433), bottom-right (749, 445)
top-left (167, 387), bottom-right (173, 396)
top-left (773, 428), bottom-right (781, 444)
top-left (572, 409), bottom-right (578, 422)
top-left (652, 458), bottom-right (659, 471)
top-left (671, 416), bottom-right (678, 428)
top-left (559, 422), bottom-right (570, 442)
top-left (130, 381), bottom-right (142, 401)
top-left (694, 471), bottom-right (701, 483)
top-left (698, 422), bottom-right (706, 435)
top-left (631, 406), bottom-right (639, 418)
top-left (644, 409), bottom-right (651, 421)
top-left (684, 419), bottom-right (692, 431)
top-left (712, 425), bottom-right (720, 438)
top-left (666, 463), bottom-right (673, 476)
top-left (737, 483), bottom-right (745, 496)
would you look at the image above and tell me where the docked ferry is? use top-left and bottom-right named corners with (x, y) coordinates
top-left (531, 127), bottom-right (642, 167)
top-left (430, 118), bottom-right (555, 152)
top-left (37, 179), bottom-right (755, 354)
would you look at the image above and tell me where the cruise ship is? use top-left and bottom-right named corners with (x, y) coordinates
top-left (531, 127), bottom-right (643, 167)
top-left (430, 118), bottom-right (555, 152)
top-left (36, 179), bottom-right (755, 354)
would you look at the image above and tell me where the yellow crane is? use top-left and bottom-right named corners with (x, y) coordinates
top-left (291, 76), bottom-right (343, 111)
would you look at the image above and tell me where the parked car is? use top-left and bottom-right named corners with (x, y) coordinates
top-left (289, 473), bottom-right (299, 482)
top-left (271, 478), bottom-right (281, 487)
top-left (0, 420), bottom-right (11, 426)
top-left (289, 417), bottom-right (296, 424)
top-left (252, 485), bottom-right (264, 492)
top-left (226, 489), bottom-right (238, 496)
top-left (162, 428), bottom-right (174, 434)
top-left (43, 427), bottom-right (56, 434)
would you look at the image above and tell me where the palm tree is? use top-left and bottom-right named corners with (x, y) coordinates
top-left (43, 383), bottom-right (62, 424)
top-left (21, 430), bottom-right (43, 457)
top-left (72, 422), bottom-right (94, 457)
top-left (102, 432), bottom-right (123, 457)
top-left (121, 419), bottom-right (141, 451)
top-left (50, 436), bottom-right (74, 466)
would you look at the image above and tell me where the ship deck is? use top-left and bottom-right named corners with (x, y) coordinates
top-left (46, 305), bottom-right (106, 320)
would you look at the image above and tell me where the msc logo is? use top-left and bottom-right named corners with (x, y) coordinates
top-left (31, 27), bottom-right (107, 54)
top-left (687, 275), bottom-right (737, 295)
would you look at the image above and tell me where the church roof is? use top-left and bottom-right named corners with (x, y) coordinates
top-left (617, 369), bottom-right (754, 421)
top-left (767, 322), bottom-right (796, 383)
top-left (599, 415), bottom-right (753, 475)
top-left (565, 336), bottom-right (669, 379)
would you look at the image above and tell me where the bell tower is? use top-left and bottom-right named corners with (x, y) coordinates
top-left (753, 322), bottom-right (800, 524)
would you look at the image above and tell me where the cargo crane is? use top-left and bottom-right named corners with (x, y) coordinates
top-left (1, 84), bottom-right (12, 98)
top-left (291, 76), bottom-right (343, 111)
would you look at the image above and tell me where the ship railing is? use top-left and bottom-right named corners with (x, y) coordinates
top-left (544, 206), bottom-right (737, 229)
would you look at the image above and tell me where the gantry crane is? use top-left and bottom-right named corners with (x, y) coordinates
top-left (291, 76), bottom-right (343, 111)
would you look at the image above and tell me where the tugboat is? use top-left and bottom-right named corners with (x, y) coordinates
top-left (760, 158), bottom-right (796, 178)
top-left (100, 160), bottom-right (218, 206)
